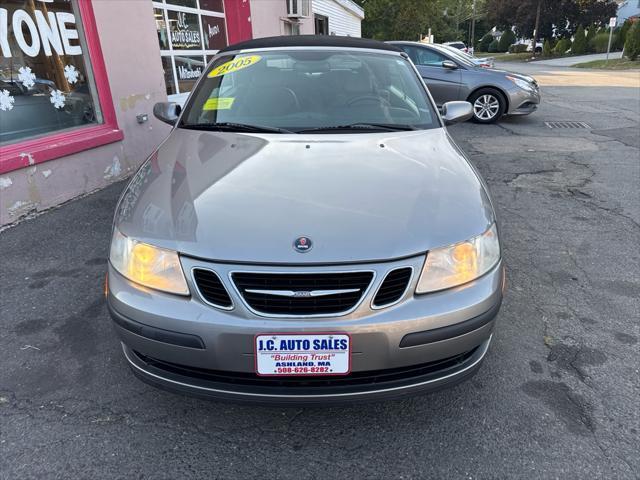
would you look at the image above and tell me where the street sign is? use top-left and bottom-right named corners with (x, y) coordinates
top-left (606, 18), bottom-right (617, 62)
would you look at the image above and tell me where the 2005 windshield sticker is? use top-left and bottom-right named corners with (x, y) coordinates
top-left (255, 334), bottom-right (351, 376)
top-left (208, 55), bottom-right (262, 78)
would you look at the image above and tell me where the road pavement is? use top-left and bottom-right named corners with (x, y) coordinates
top-left (1, 62), bottom-right (638, 479)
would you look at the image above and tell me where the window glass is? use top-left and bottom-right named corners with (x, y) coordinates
top-left (0, 0), bottom-right (102, 145)
top-left (161, 57), bottom-right (178, 96)
top-left (182, 50), bottom-right (439, 132)
top-left (155, 8), bottom-right (169, 50)
top-left (401, 46), bottom-right (447, 66)
top-left (200, 0), bottom-right (224, 12)
top-left (434, 45), bottom-right (476, 67)
top-left (167, 10), bottom-right (202, 50)
top-left (202, 16), bottom-right (227, 50)
top-left (166, 0), bottom-right (198, 8)
top-left (174, 56), bottom-right (205, 93)
top-left (156, 3), bottom-right (229, 98)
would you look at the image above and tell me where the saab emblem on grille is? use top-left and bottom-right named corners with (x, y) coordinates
top-left (293, 236), bottom-right (313, 253)
top-left (293, 291), bottom-right (313, 297)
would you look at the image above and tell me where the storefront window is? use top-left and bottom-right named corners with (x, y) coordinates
top-left (174, 55), bottom-right (205, 93)
top-left (155, 8), bottom-right (170, 50)
top-left (0, 0), bottom-right (103, 145)
top-left (153, 0), bottom-right (228, 101)
top-left (167, 0), bottom-right (198, 8)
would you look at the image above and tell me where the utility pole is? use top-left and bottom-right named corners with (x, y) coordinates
top-left (470, 0), bottom-right (477, 54)
top-left (531, 0), bottom-right (542, 56)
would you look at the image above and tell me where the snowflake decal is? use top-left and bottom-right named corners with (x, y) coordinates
top-left (50, 90), bottom-right (66, 109)
top-left (64, 64), bottom-right (79, 84)
top-left (18, 66), bottom-right (36, 89)
top-left (0, 89), bottom-right (15, 111)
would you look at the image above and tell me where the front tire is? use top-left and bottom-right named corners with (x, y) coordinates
top-left (469, 88), bottom-right (506, 124)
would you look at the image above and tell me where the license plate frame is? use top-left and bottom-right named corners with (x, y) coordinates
top-left (254, 333), bottom-right (351, 377)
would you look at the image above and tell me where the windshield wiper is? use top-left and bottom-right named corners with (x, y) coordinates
top-left (180, 122), bottom-right (294, 134)
top-left (296, 123), bottom-right (419, 133)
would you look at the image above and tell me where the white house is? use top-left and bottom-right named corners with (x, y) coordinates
top-left (616, 0), bottom-right (640, 25)
top-left (312, 0), bottom-right (364, 37)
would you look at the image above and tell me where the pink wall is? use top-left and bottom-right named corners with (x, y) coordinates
top-left (249, 0), bottom-right (314, 38)
top-left (0, 1), bottom-right (171, 226)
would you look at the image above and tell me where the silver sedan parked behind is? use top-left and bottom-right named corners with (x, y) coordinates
top-left (107, 36), bottom-right (504, 404)
top-left (389, 41), bottom-right (540, 123)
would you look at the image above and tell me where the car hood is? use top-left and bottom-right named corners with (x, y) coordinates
top-left (115, 128), bottom-right (495, 264)
top-left (486, 68), bottom-right (536, 84)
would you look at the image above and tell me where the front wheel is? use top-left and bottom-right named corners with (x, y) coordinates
top-left (469, 89), bottom-right (506, 124)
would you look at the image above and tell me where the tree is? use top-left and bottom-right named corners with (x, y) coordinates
top-left (592, 32), bottom-right (613, 53)
top-left (542, 38), bottom-right (553, 57)
top-left (554, 38), bottom-right (572, 54)
top-left (488, 39), bottom-right (500, 52)
top-left (498, 29), bottom-right (516, 52)
top-left (616, 20), bottom-right (632, 51)
top-left (585, 25), bottom-right (597, 53)
top-left (478, 32), bottom-right (494, 51)
top-left (485, 0), bottom-right (617, 39)
top-left (355, 0), bottom-right (490, 43)
top-left (572, 25), bottom-right (587, 54)
top-left (624, 21), bottom-right (640, 61)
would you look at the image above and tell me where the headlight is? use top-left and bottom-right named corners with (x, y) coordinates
top-left (109, 229), bottom-right (189, 295)
top-left (416, 224), bottom-right (500, 294)
top-left (506, 75), bottom-right (534, 92)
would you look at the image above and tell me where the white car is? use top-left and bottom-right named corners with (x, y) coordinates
top-left (443, 41), bottom-right (468, 53)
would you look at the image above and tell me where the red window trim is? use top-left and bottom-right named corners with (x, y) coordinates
top-left (0, 0), bottom-right (123, 175)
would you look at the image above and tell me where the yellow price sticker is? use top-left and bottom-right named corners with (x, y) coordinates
top-left (203, 97), bottom-right (235, 110)
top-left (208, 55), bottom-right (262, 78)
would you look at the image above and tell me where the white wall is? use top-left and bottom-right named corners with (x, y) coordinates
top-left (312, 0), bottom-right (363, 37)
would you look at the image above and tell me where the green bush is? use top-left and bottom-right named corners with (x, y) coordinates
top-left (542, 39), bottom-right (553, 57)
top-left (592, 32), bottom-right (615, 53)
top-left (572, 25), bottom-right (587, 54)
top-left (488, 39), bottom-right (500, 53)
top-left (477, 33), bottom-right (493, 52)
top-left (585, 26), bottom-right (597, 53)
top-left (498, 29), bottom-right (516, 53)
top-left (554, 38), bottom-right (572, 55)
top-left (615, 20), bottom-right (632, 50)
top-left (624, 21), bottom-right (640, 61)
top-left (509, 43), bottom-right (528, 53)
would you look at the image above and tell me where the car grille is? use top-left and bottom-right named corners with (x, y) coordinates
top-left (193, 269), bottom-right (233, 309)
top-left (373, 267), bottom-right (413, 308)
top-left (231, 271), bottom-right (374, 316)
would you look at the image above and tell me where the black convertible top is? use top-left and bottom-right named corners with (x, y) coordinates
top-left (219, 35), bottom-right (402, 54)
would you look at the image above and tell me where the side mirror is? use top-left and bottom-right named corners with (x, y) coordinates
top-left (153, 102), bottom-right (181, 126)
top-left (441, 101), bottom-right (473, 125)
top-left (442, 60), bottom-right (458, 70)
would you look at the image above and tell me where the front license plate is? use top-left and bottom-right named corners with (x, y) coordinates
top-left (255, 333), bottom-right (351, 376)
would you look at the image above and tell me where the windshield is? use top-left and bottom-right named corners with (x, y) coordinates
top-left (180, 49), bottom-right (440, 133)
top-left (434, 45), bottom-right (478, 67)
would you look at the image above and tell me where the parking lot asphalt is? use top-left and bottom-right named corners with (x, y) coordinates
top-left (1, 62), bottom-right (638, 479)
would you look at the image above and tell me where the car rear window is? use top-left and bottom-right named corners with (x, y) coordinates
top-left (180, 49), bottom-right (440, 132)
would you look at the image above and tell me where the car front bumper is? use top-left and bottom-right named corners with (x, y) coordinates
top-left (107, 255), bottom-right (504, 404)
top-left (506, 86), bottom-right (541, 116)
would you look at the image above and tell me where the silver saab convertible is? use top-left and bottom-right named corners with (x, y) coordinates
top-left (107, 36), bottom-right (505, 404)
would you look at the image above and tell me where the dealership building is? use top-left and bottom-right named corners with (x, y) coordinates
top-left (0, 0), bottom-right (364, 226)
